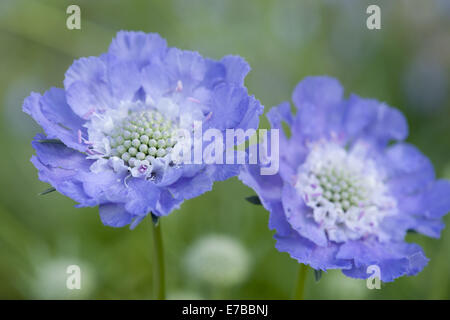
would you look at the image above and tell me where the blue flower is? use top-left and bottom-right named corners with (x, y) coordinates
top-left (240, 76), bottom-right (450, 282)
top-left (25, 31), bottom-right (263, 228)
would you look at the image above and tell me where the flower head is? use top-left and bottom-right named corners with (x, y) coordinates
top-left (184, 234), bottom-right (250, 288)
top-left (25, 31), bottom-right (263, 228)
top-left (240, 76), bottom-right (450, 282)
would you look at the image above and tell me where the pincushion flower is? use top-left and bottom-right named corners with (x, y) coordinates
top-left (25, 31), bottom-right (263, 228)
top-left (240, 76), bottom-right (450, 282)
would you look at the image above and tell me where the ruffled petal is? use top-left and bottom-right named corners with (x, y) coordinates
top-left (32, 135), bottom-right (90, 171)
top-left (282, 184), bottom-right (328, 246)
top-left (206, 84), bottom-right (249, 130)
top-left (239, 164), bottom-right (283, 205)
top-left (154, 190), bottom-right (184, 217)
top-left (123, 178), bottom-right (161, 216)
top-left (420, 180), bottom-right (450, 219)
top-left (30, 135), bottom-right (93, 206)
top-left (201, 55), bottom-right (250, 90)
top-left (292, 76), bottom-right (344, 112)
top-left (268, 202), bottom-right (292, 237)
top-left (65, 80), bottom-right (114, 119)
top-left (337, 240), bottom-right (428, 282)
top-left (99, 203), bottom-right (133, 227)
top-left (391, 179), bottom-right (450, 238)
top-left (141, 62), bottom-right (172, 104)
top-left (168, 170), bottom-right (213, 200)
top-left (236, 94), bottom-right (264, 131)
top-left (106, 60), bottom-right (141, 102)
top-left (291, 76), bottom-right (345, 140)
top-left (23, 89), bottom-right (86, 152)
top-left (78, 169), bottom-right (128, 205)
top-left (274, 233), bottom-right (352, 270)
top-left (344, 94), bottom-right (408, 148)
top-left (65, 55), bottom-right (142, 116)
top-left (383, 143), bottom-right (435, 196)
top-left (164, 48), bottom-right (206, 87)
top-left (63, 55), bottom-right (118, 118)
top-left (64, 56), bottom-right (107, 89)
top-left (108, 31), bottom-right (167, 69)
top-left (220, 55), bottom-right (250, 85)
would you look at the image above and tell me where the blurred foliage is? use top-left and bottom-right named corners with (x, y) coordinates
top-left (0, 0), bottom-right (449, 299)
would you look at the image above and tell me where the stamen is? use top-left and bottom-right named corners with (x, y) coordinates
top-left (138, 164), bottom-right (148, 174)
top-left (176, 80), bottom-right (183, 92)
top-left (204, 111), bottom-right (213, 122)
top-left (82, 108), bottom-right (96, 120)
top-left (187, 97), bottom-right (201, 104)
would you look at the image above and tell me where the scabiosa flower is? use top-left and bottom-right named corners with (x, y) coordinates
top-left (240, 76), bottom-right (450, 282)
top-left (25, 31), bottom-right (262, 228)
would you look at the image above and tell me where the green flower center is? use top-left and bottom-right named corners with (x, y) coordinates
top-left (314, 167), bottom-right (366, 211)
top-left (107, 110), bottom-right (177, 167)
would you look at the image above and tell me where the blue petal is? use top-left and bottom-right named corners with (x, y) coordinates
top-left (32, 135), bottom-right (90, 171)
top-left (410, 217), bottom-right (445, 238)
top-left (66, 80), bottom-right (114, 119)
top-left (266, 102), bottom-right (293, 129)
top-left (141, 62), bottom-right (172, 104)
top-left (292, 76), bottom-right (344, 111)
top-left (31, 135), bottom-right (93, 206)
top-left (239, 164), bottom-right (283, 205)
top-left (168, 171), bottom-right (213, 200)
top-left (202, 55), bottom-right (250, 90)
top-left (236, 94), bottom-right (264, 131)
top-left (291, 76), bottom-right (345, 141)
top-left (384, 143), bottom-right (435, 196)
top-left (64, 56), bottom-right (107, 90)
top-left (344, 94), bottom-right (408, 148)
top-left (78, 169), bottom-right (128, 205)
top-left (64, 55), bottom-right (141, 116)
top-left (268, 202), bottom-right (292, 237)
top-left (206, 84), bottom-right (249, 130)
top-left (239, 163), bottom-right (285, 231)
top-left (219, 55), bottom-right (250, 86)
top-left (392, 179), bottom-right (450, 237)
top-left (124, 178), bottom-right (161, 216)
top-left (209, 161), bottom-right (241, 182)
top-left (282, 184), bottom-right (328, 246)
top-left (106, 60), bottom-right (142, 102)
top-left (164, 48), bottom-right (206, 86)
top-left (154, 190), bottom-right (184, 217)
top-left (64, 56), bottom-right (116, 118)
top-left (99, 203), bottom-right (133, 227)
top-left (274, 233), bottom-right (352, 270)
top-left (421, 180), bottom-right (450, 219)
top-left (107, 31), bottom-right (167, 69)
top-left (337, 240), bottom-right (428, 282)
top-left (23, 89), bottom-right (86, 152)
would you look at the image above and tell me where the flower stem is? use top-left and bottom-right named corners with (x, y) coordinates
top-left (293, 263), bottom-right (308, 300)
top-left (151, 216), bottom-right (165, 300)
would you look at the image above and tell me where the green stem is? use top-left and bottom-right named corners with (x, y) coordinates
top-left (293, 263), bottom-right (308, 300)
top-left (151, 217), bottom-right (166, 300)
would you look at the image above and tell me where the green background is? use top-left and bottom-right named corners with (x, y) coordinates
top-left (0, 0), bottom-right (449, 299)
